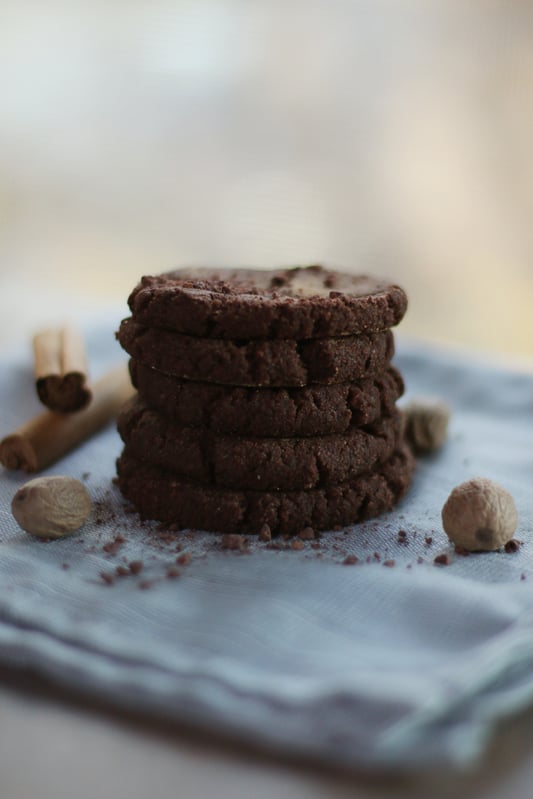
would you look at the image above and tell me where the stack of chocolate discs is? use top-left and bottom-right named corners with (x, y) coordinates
top-left (115, 266), bottom-right (414, 536)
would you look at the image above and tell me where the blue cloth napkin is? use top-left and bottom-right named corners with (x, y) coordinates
top-left (1, 319), bottom-right (533, 771)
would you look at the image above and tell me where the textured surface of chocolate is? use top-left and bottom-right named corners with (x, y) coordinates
top-left (116, 443), bottom-right (415, 534)
top-left (117, 320), bottom-right (394, 387)
top-left (117, 397), bottom-right (404, 490)
top-left (127, 265), bottom-right (407, 339)
top-left (129, 360), bottom-right (404, 436)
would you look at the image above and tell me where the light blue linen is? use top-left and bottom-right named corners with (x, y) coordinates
top-left (1, 318), bottom-right (533, 770)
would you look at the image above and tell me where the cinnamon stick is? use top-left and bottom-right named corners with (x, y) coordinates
top-left (33, 326), bottom-right (92, 412)
top-left (0, 364), bottom-right (134, 472)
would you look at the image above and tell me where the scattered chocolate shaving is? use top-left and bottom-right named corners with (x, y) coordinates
top-left (220, 534), bottom-right (246, 551)
top-left (115, 565), bottom-right (130, 577)
top-left (129, 560), bottom-right (144, 575)
top-left (138, 580), bottom-right (155, 590)
top-left (424, 536), bottom-right (433, 546)
top-left (166, 568), bottom-right (180, 579)
top-left (383, 559), bottom-right (396, 568)
top-left (343, 554), bottom-right (358, 565)
top-left (505, 539), bottom-right (521, 553)
top-left (100, 571), bottom-right (114, 585)
top-left (176, 552), bottom-right (192, 566)
top-left (434, 553), bottom-right (450, 566)
top-left (291, 539), bottom-right (304, 551)
top-left (102, 534), bottom-right (126, 554)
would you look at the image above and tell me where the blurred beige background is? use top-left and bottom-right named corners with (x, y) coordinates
top-left (1, 0), bottom-right (533, 357)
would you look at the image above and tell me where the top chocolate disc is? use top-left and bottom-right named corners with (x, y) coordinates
top-left (127, 265), bottom-right (407, 339)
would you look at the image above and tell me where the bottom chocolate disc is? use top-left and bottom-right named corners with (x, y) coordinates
top-left (116, 444), bottom-right (415, 535)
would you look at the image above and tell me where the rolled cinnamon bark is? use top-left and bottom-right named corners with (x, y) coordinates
top-left (33, 326), bottom-right (92, 412)
top-left (0, 364), bottom-right (134, 472)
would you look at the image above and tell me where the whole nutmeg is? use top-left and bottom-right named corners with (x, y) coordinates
top-left (441, 477), bottom-right (518, 551)
top-left (403, 396), bottom-right (450, 454)
top-left (11, 476), bottom-right (91, 539)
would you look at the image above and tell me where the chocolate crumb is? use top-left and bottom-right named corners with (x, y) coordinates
top-left (424, 536), bottom-right (433, 546)
top-left (521, 573), bottom-right (527, 581)
top-left (176, 552), bottom-right (192, 566)
top-left (129, 560), bottom-right (144, 575)
top-left (115, 565), bottom-right (130, 577)
top-left (103, 534), bottom-right (126, 555)
top-left (138, 580), bottom-right (154, 590)
top-left (383, 559), bottom-right (396, 568)
top-left (373, 552), bottom-right (381, 561)
top-left (220, 534), bottom-right (246, 551)
top-left (397, 530), bottom-right (408, 544)
top-left (61, 563), bottom-right (70, 570)
top-left (299, 527), bottom-right (315, 541)
top-left (166, 568), bottom-right (180, 579)
top-left (505, 539), bottom-right (521, 553)
top-left (291, 539), bottom-right (304, 551)
top-left (100, 572), bottom-right (114, 585)
top-left (259, 524), bottom-right (272, 542)
top-left (454, 545), bottom-right (470, 557)
top-left (434, 553), bottom-right (450, 566)
top-left (343, 554), bottom-right (359, 565)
